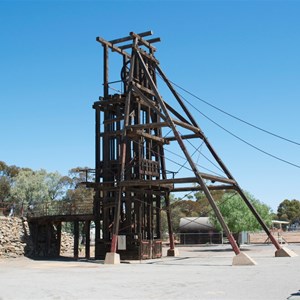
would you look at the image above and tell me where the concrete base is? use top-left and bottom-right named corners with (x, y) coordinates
top-left (275, 247), bottom-right (298, 257)
top-left (232, 252), bottom-right (257, 266)
top-left (167, 248), bottom-right (179, 257)
top-left (104, 252), bottom-right (120, 265)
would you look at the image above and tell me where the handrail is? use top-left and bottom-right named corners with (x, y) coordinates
top-left (0, 201), bottom-right (93, 218)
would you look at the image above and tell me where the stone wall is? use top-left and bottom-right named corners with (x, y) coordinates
top-left (0, 216), bottom-right (34, 258)
top-left (60, 231), bottom-right (74, 256)
top-left (0, 216), bottom-right (75, 259)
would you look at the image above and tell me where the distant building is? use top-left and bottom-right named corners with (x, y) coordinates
top-left (178, 217), bottom-right (222, 244)
top-left (271, 220), bottom-right (290, 231)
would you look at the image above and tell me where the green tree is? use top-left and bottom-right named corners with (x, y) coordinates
top-left (45, 172), bottom-right (72, 201)
top-left (10, 169), bottom-right (50, 206)
top-left (162, 194), bottom-right (202, 233)
top-left (68, 167), bottom-right (94, 187)
top-left (209, 192), bottom-right (272, 242)
top-left (194, 189), bottom-right (226, 216)
top-left (277, 199), bottom-right (300, 223)
top-left (64, 168), bottom-right (94, 213)
top-left (160, 210), bottom-right (169, 239)
top-left (0, 161), bottom-right (20, 202)
top-left (172, 200), bottom-right (201, 218)
top-left (65, 186), bottom-right (94, 204)
top-left (0, 176), bottom-right (11, 202)
top-left (168, 204), bottom-right (186, 233)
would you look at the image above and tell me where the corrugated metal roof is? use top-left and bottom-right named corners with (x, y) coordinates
top-left (178, 217), bottom-right (215, 233)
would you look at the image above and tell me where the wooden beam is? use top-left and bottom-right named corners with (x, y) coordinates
top-left (119, 38), bottom-right (161, 50)
top-left (137, 48), bottom-right (159, 63)
top-left (100, 130), bottom-right (122, 137)
top-left (173, 119), bottom-right (203, 135)
top-left (87, 174), bottom-right (234, 190)
top-left (109, 30), bottom-right (153, 44)
top-left (165, 134), bottom-right (200, 141)
top-left (130, 32), bottom-right (157, 51)
top-left (96, 37), bottom-right (130, 58)
top-left (103, 116), bottom-right (124, 125)
top-left (126, 122), bottom-right (170, 130)
top-left (172, 185), bottom-right (237, 192)
top-left (134, 82), bottom-right (156, 96)
top-left (164, 101), bottom-right (192, 125)
top-left (125, 187), bottom-right (169, 196)
top-left (127, 130), bottom-right (170, 144)
top-left (120, 175), bottom-right (236, 187)
top-left (132, 85), bottom-right (166, 121)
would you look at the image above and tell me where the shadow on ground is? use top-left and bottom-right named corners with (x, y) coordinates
top-left (287, 290), bottom-right (300, 299)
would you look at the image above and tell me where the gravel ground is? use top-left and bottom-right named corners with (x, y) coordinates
top-left (0, 244), bottom-right (300, 300)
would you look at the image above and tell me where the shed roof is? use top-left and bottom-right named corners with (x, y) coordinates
top-left (179, 217), bottom-right (215, 233)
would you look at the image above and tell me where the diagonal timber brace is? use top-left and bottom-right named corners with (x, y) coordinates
top-left (134, 47), bottom-right (241, 255)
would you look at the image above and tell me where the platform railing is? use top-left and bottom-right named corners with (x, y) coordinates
top-left (27, 201), bottom-right (93, 218)
top-left (0, 201), bottom-right (93, 218)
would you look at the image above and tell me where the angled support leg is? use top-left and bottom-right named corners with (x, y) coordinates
top-left (165, 193), bottom-right (179, 257)
top-left (236, 186), bottom-right (297, 257)
top-left (137, 52), bottom-right (256, 265)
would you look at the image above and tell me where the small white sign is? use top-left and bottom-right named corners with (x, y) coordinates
top-left (118, 235), bottom-right (126, 250)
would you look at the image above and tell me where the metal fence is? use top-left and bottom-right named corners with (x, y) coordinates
top-left (175, 232), bottom-right (224, 245)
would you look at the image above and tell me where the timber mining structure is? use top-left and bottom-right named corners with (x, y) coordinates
top-left (27, 31), bottom-right (295, 263)
top-left (92, 30), bottom-right (291, 263)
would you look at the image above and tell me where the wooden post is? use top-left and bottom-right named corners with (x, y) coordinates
top-left (74, 221), bottom-right (79, 259)
top-left (85, 220), bottom-right (91, 259)
top-left (46, 223), bottom-right (52, 256)
top-left (165, 193), bottom-right (175, 251)
top-left (56, 222), bottom-right (62, 257)
top-left (34, 222), bottom-right (39, 256)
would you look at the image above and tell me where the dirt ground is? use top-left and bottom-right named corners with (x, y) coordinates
top-left (1, 243), bottom-right (300, 300)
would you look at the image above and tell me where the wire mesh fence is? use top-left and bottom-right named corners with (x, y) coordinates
top-left (175, 232), bottom-right (224, 245)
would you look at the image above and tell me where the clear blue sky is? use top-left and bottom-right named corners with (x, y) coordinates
top-left (1, 0), bottom-right (300, 212)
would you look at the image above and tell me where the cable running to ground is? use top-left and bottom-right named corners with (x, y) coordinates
top-left (173, 90), bottom-right (300, 169)
top-left (166, 77), bottom-right (300, 146)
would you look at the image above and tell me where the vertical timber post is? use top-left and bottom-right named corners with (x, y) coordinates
top-left (74, 221), bottom-right (79, 259)
top-left (46, 223), bottom-right (52, 256)
top-left (104, 39), bottom-right (138, 264)
top-left (85, 220), bottom-right (91, 259)
top-left (94, 105), bottom-right (101, 259)
top-left (165, 193), bottom-right (178, 256)
top-left (56, 222), bottom-right (62, 257)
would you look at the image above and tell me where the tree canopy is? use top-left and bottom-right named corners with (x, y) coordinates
top-left (0, 161), bottom-right (94, 216)
top-left (0, 161), bottom-right (20, 202)
top-left (277, 199), bottom-right (300, 223)
top-left (161, 189), bottom-right (274, 236)
top-left (10, 169), bottom-right (49, 205)
top-left (208, 192), bottom-right (272, 234)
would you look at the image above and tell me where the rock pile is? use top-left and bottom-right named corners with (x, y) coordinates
top-left (0, 216), bottom-right (75, 258)
top-left (60, 232), bottom-right (74, 255)
top-left (0, 216), bottom-right (33, 258)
